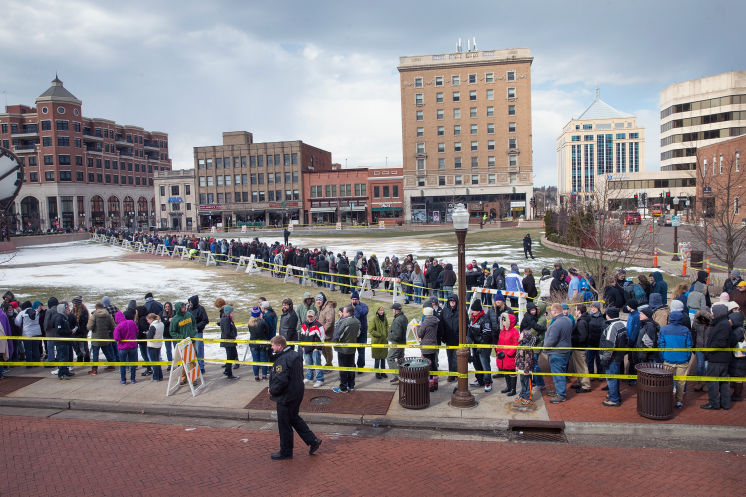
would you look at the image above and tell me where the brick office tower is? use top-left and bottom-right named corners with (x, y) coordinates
top-left (398, 46), bottom-right (534, 222)
top-left (193, 131), bottom-right (332, 229)
top-left (0, 76), bottom-right (172, 231)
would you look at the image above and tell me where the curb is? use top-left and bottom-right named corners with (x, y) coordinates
top-left (564, 420), bottom-right (746, 438)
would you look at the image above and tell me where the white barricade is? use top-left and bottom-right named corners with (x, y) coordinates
top-left (166, 338), bottom-right (206, 397)
top-left (284, 264), bottom-right (310, 286)
top-left (392, 278), bottom-right (406, 303)
top-left (136, 241), bottom-right (147, 253)
top-left (122, 240), bottom-right (133, 250)
top-left (171, 245), bottom-right (187, 259)
top-left (155, 244), bottom-right (167, 256)
top-left (205, 252), bottom-right (218, 267)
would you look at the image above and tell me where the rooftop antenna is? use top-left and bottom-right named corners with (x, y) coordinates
top-left (457, 37), bottom-right (462, 53)
top-left (467, 38), bottom-right (471, 51)
top-left (473, 37), bottom-right (477, 51)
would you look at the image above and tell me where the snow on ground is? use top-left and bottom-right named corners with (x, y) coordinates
top-left (6, 240), bottom-right (127, 266)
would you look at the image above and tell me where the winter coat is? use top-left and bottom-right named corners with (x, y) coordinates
top-left (729, 313), bottom-right (746, 377)
top-left (603, 284), bottom-right (626, 309)
top-left (87, 308), bottom-right (116, 347)
top-left (522, 275), bottom-right (537, 299)
top-left (651, 272), bottom-right (668, 305)
top-left (467, 311), bottom-right (493, 345)
top-left (572, 313), bottom-right (590, 348)
top-left (487, 304), bottom-right (513, 342)
top-left (169, 302), bottom-right (197, 340)
top-left (652, 306), bottom-right (670, 330)
top-left (416, 315), bottom-right (440, 355)
top-left (219, 316), bottom-right (237, 349)
top-left (187, 296), bottom-right (209, 333)
top-left (505, 272), bottom-right (524, 293)
top-left (706, 306), bottom-right (732, 363)
top-left (136, 305), bottom-right (149, 340)
top-left (441, 268), bottom-right (457, 287)
top-left (248, 318), bottom-right (271, 350)
top-left (515, 330), bottom-right (537, 374)
top-left (538, 275), bottom-right (554, 300)
top-left (113, 312), bottom-right (138, 350)
top-left (15, 308), bottom-right (42, 337)
top-left (636, 319), bottom-right (660, 363)
top-left (279, 308), bottom-right (299, 343)
top-left (587, 311), bottom-right (606, 348)
top-left (295, 300), bottom-right (317, 333)
top-left (388, 312), bottom-right (408, 344)
top-left (658, 312), bottom-right (692, 364)
top-left (263, 308), bottom-right (278, 335)
top-left (353, 301), bottom-right (368, 336)
top-left (529, 301), bottom-right (548, 347)
top-left (440, 298), bottom-right (460, 346)
top-left (147, 321), bottom-right (165, 349)
top-left (496, 314), bottom-right (519, 370)
top-left (599, 319), bottom-right (628, 367)
top-left (300, 319), bottom-right (325, 354)
top-left (544, 315), bottom-right (573, 355)
top-left (144, 297), bottom-right (164, 317)
top-left (269, 346), bottom-right (304, 405)
top-left (369, 312), bottom-right (389, 360)
top-left (332, 315), bottom-right (360, 355)
top-left (316, 300), bottom-right (337, 340)
top-left (691, 309), bottom-right (712, 349)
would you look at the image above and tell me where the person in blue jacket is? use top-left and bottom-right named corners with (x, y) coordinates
top-left (658, 310), bottom-right (693, 408)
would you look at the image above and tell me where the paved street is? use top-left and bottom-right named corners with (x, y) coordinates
top-left (1, 413), bottom-right (743, 497)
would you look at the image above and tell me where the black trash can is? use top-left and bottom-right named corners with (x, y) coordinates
top-left (635, 362), bottom-right (675, 420)
top-left (397, 357), bottom-right (431, 409)
top-left (690, 250), bottom-right (704, 269)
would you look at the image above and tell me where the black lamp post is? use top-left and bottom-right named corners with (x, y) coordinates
top-left (450, 203), bottom-right (476, 408)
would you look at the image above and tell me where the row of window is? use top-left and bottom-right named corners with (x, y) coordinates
top-left (416, 155), bottom-right (519, 170)
top-left (309, 184), bottom-right (370, 198)
top-left (198, 172), bottom-right (300, 187)
top-left (31, 155), bottom-right (164, 173)
top-left (416, 138), bottom-right (517, 154)
top-left (26, 171), bottom-right (154, 185)
top-left (197, 153), bottom-right (299, 170)
top-left (571, 133), bottom-right (639, 142)
top-left (415, 104), bottom-right (516, 121)
top-left (702, 152), bottom-right (741, 176)
top-left (0, 121), bottom-right (167, 148)
top-left (661, 127), bottom-right (746, 147)
top-left (159, 185), bottom-right (192, 197)
top-left (413, 71), bottom-right (516, 88)
top-left (660, 94), bottom-right (746, 119)
top-left (573, 122), bottom-right (633, 131)
top-left (417, 122), bottom-right (516, 137)
top-left (198, 190), bottom-right (301, 204)
top-left (414, 88), bottom-right (516, 105)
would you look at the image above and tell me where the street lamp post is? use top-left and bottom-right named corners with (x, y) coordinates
top-left (450, 203), bottom-right (476, 408)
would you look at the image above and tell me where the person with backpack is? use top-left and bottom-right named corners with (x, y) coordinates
top-left (650, 272), bottom-right (668, 306)
top-left (636, 307), bottom-right (660, 364)
top-left (15, 301), bottom-right (42, 364)
top-left (538, 268), bottom-right (554, 302)
top-left (624, 300), bottom-right (641, 384)
top-left (505, 264), bottom-right (524, 307)
top-left (570, 305), bottom-right (592, 393)
top-left (658, 309), bottom-right (693, 408)
top-left (599, 307), bottom-right (627, 407)
top-left (701, 304), bottom-right (732, 410)
top-left (585, 302), bottom-right (606, 379)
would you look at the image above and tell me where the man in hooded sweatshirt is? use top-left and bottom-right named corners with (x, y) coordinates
top-left (505, 264), bottom-right (524, 307)
top-left (44, 297), bottom-right (59, 366)
top-left (701, 304), bottom-right (732, 410)
top-left (659, 307), bottom-right (692, 408)
top-left (54, 302), bottom-right (73, 380)
top-left (279, 298), bottom-right (299, 347)
top-left (440, 294), bottom-right (460, 380)
top-left (315, 293), bottom-right (337, 367)
top-left (723, 270), bottom-right (743, 294)
top-left (650, 272), bottom-right (668, 305)
top-left (690, 270), bottom-right (712, 308)
top-left (188, 295), bottom-right (209, 373)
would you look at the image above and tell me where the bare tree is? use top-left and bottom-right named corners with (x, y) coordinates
top-left (691, 151), bottom-right (746, 272)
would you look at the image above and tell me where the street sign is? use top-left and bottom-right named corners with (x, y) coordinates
top-left (685, 200), bottom-right (690, 206)
top-left (703, 186), bottom-right (712, 194)
top-left (671, 215), bottom-right (681, 227)
top-left (673, 197), bottom-right (679, 204)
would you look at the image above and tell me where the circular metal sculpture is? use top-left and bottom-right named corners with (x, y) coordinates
top-left (0, 147), bottom-right (24, 240)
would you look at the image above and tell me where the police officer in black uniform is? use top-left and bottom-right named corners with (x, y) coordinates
top-left (269, 335), bottom-right (322, 460)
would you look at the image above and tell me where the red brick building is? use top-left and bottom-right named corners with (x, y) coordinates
top-left (0, 76), bottom-right (172, 230)
top-left (696, 134), bottom-right (745, 222)
top-left (303, 165), bottom-right (404, 225)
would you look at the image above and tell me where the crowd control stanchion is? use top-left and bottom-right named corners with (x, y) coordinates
top-left (392, 278), bottom-right (406, 304)
top-left (167, 338), bottom-right (205, 397)
top-left (358, 275), bottom-right (373, 298)
top-left (205, 252), bottom-right (218, 267)
top-left (653, 247), bottom-right (658, 268)
top-left (236, 255), bottom-right (250, 272)
top-left (170, 245), bottom-right (185, 258)
top-left (122, 240), bottom-right (133, 250)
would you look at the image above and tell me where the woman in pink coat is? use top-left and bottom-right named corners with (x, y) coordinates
top-left (496, 313), bottom-right (519, 396)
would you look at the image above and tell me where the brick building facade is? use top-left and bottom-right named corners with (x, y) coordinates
top-left (696, 134), bottom-right (745, 223)
top-left (0, 77), bottom-right (171, 230)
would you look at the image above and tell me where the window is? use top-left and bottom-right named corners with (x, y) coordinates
top-left (45, 171), bottom-right (55, 181)
top-left (470, 141), bottom-right (478, 151)
top-left (207, 193), bottom-right (214, 203)
top-left (719, 155), bottom-right (723, 174)
top-left (257, 155), bottom-right (264, 166)
top-left (703, 159), bottom-right (707, 176)
top-left (59, 170), bottom-right (71, 181)
top-left (438, 175), bottom-right (446, 186)
top-left (469, 90), bottom-right (477, 101)
top-left (74, 138), bottom-right (81, 148)
top-left (292, 153), bottom-right (298, 164)
top-left (258, 191), bottom-right (266, 202)
top-left (455, 175), bottom-right (463, 185)
top-left (57, 136), bottom-right (70, 147)
top-left (736, 197), bottom-right (740, 215)
top-left (76, 171), bottom-right (83, 181)
top-left (44, 155), bottom-right (53, 165)
top-left (436, 92), bottom-right (443, 103)
top-left (56, 120), bottom-right (69, 130)
top-left (454, 125), bottom-right (461, 136)
top-left (454, 157), bottom-right (462, 169)
top-left (454, 142), bottom-right (462, 152)
top-left (28, 156), bottom-right (37, 166)
top-left (486, 89), bottom-right (494, 101)
top-left (451, 75), bottom-right (460, 86)
top-left (267, 155), bottom-right (273, 166)
top-left (236, 192), bottom-right (243, 202)
top-left (199, 176), bottom-right (206, 187)
top-left (206, 158), bottom-right (212, 169)
top-left (452, 91), bottom-right (460, 102)
top-left (310, 185), bottom-right (323, 198)
top-left (438, 158), bottom-right (446, 169)
top-left (468, 74), bottom-right (476, 84)
top-left (583, 124), bottom-right (593, 130)
top-left (416, 110), bottom-right (424, 121)
top-left (737, 152), bottom-right (741, 172)
top-left (471, 157), bottom-right (479, 168)
top-left (207, 176), bottom-right (214, 186)
top-left (417, 177), bottom-right (425, 187)
top-left (437, 143), bottom-right (445, 153)
top-left (417, 127), bottom-right (424, 137)
top-left (416, 142), bottom-right (425, 153)
top-left (224, 157), bottom-right (230, 169)
top-left (437, 126), bottom-right (444, 136)
top-left (487, 123), bottom-right (495, 134)
top-left (185, 184), bottom-right (191, 195)
top-left (325, 185), bottom-right (337, 197)
top-left (354, 183), bottom-right (366, 196)
top-left (436, 109), bottom-right (444, 120)
top-left (470, 124), bottom-right (478, 135)
top-left (58, 155), bottom-right (71, 165)
top-left (41, 120), bottom-right (51, 131)
top-left (509, 122), bottom-right (516, 133)
top-left (509, 138), bottom-right (517, 149)
top-left (507, 87), bottom-right (516, 99)
top-left (198, 159), bottom-right (205, 169)
top-left (258, 173), bottom-right (264, 184)
top-left (469, 107), bottom-right (477, 118)
top-left (225, 175), bottom-right (232, 186)
top-left (616, 133), bottom-right (626, 139)
top-left (415, 93), bottom-right (424, 105)
top-left (485, 72), bottom-right (494, 83)
top-left (488, 156), bottom-right (495, 168)
top-left (509, 155), bottom-right (517, 167)
top-left (43, 137), bottom-right (52, 147)
top-left (507, 71), bottom-right (515, 81)
top-left (251, 192), bottom-right (258, 202)
top-left (487, 140), bottom-right (495, 150)
top-left (453, 108), bottom-right (460, 119)
top-left (373, 186), bottom-right (380, 198)
top-left (414, 77), bottom-right (423, 88)
top-left (471, 174), bottom-right (479, 184)
top-left (488, 174), bottom-right (496, 184)
top-left (416, 158), bottom-right (425, 170)
top-left (508, 105), bottom-right (516, 115)
top-left (340, 184), bottom-right (352, 196)
top-left (242, 156), bottom-right (247, 168)
top-left (435, 76), bottom-right (443, 86)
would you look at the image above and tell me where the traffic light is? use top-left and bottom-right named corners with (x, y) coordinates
top-left (634, 193), bottom-right (638, 206)
top-left (665, 191), bottom-right (670, 200)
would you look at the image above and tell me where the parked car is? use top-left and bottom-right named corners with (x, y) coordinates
top-left (622, 211), bottom-right (641, 225)
top-left (658, 213), bottom-right (673, 226)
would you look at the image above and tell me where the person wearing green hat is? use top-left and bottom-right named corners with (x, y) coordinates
top-left (220, 305), bottom-right (239, 380)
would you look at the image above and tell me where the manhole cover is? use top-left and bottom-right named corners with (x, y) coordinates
top-left (309, 396), bottom-right (332, 405)
top-left (509, 427), bottom-right (567, 444)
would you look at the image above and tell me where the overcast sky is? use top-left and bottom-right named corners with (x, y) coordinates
top-left (1, 0), bottom-right (743, 186)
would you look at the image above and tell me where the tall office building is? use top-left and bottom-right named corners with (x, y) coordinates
top-left (660, 71), bottom-right (746, 171)
top-left (0, 76), bottom-right (172, 230)
top-left (556, 89), bottom-right (645, 202)
top-left (398, 46), bottom-right (534, 222)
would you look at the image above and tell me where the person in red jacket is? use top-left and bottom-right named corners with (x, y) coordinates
top-left (497, 313), bottom-right (519, 396)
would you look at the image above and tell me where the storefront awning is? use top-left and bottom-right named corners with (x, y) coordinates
top-left (310, 207), bottom-right (337, 213)
top-left (371, 207), bottom-right (403, 212)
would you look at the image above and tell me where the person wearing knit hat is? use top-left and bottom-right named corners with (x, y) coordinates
top-left (471, 299), bottom-right (482, 313)
top-left (32, 300), bottom-right (42, 310)
top-left (350, 291), bottom-right (360, 300)
top-left (467, 298), bottom-right (494, 391)
top-left (350, 290), bottom-right (368, 372)
top-left (251, 306), bottom-right (261, 318)
top-left (719, 292), bottom-right (730, 303)
top-left (219, 305), bottom-right (239, 380)
top-left (248, 306), bottom-right (271, 380)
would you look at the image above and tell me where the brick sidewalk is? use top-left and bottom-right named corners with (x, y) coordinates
top-left (541, 377), bottom-right (746, 425)
top-left (1, 415), bottom-right (743, 496)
